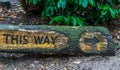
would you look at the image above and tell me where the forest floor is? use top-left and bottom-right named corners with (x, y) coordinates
top-left (0, 0), bottom-right (120, 70)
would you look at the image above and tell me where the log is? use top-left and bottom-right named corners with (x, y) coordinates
top-left (0, 24), bottom-right (115, 55)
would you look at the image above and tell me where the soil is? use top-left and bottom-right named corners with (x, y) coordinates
top-left (0, 0), bottom-right (120, 70)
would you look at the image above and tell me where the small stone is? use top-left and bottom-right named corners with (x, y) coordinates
top-left (33, 60), bottom-right (40, 64)
top-left (29, 64), bottom-right (35, 68)
top-left (88, 67), bottom-right (92, 70)
top-left (36, 68), bottom-right (43, 70)
top-left (0, 63), bottom-right (4, 69)
top-left (14, 67), bottom-right (21, 70)
top-left (64, 67), bottom-right (68, 70)
top-left (0, 8), bottom-right (2, 12)
top-left (73, 60), bottom-right (82, 64)
top-left (82, 67), bottom-right (88, 70)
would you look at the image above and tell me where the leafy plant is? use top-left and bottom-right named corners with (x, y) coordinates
top-left (21, 0), bottom-right (120, 26)
top-left (49, 16), bottom-right (85, 26)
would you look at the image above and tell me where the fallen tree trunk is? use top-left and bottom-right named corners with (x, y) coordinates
top-left (0, 24), bottom-right (115, 55)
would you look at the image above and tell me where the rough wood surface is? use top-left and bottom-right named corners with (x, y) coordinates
top-left (0, 24), bottom-right (115, 55)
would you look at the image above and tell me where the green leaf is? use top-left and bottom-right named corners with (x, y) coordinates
top-left (114, 9), bottom-right (120, 14)
top-left (60, 0), bottom-right (62, 3)
top-left (61, 0), bottom-right (66, 10)
top-left (79, 0), bottom-right (83, 5)
top-left (74, 0), bottom-right (78, 4)
top-left (47, 0), bottom-right (50, 3)
top-left (41, 11), bottom-right (45, 18)
top-left (64, 18), bottom-right (69, 25)
top-left (88, 0), bottom-right (95, 6)
top-left (118, 0), bottom-right (120, 2)
top-left (72, 17), bottom-right (77, 26)
top-left (99, 5), bottom-right (109, 10)
top-left (49, 16), bottom-right (65, 24)
top-left (45, 7), bottom-right (51, 16)
top-left (50, 7), bottom-right (54, 15)
top-left (82, 0), bottom-right (88, 8)
top-left (29, 0), bottom-right (33, 3)
top-left (101, 10), bottom-right (108, 16)
top-left (76, 17), bottom-right (84, 26)
top-left (114, 42), bottom-right (120, 49)
top-left (108, 6), bottom-right (116, 18)
top-left (57, 0), bottom-right (66, 10)
top-left (110, 8), bottom-right (116, 18)
top-left (33, 0), bottom-right (38, 5)
top-left (57, 2), bottom-right (61, 8)
top-left (119, 9), bottom-right (120, 13)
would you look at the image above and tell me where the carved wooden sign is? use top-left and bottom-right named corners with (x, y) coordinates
top-left (0, 25), bottom-right (115, 55)
top-left (0, 30), bottom-right (68, 50)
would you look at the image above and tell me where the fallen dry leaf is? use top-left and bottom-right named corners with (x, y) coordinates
top-left (64, 67), bottom-right (68, 70)
top-left (73, 60), bottom-right (82, 64)
top-left (0, 17), bottom-right (4, 20)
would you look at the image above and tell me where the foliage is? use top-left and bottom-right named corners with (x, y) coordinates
top-left (26, 0), bottom-right (120, 26)
top-left (49, 16), bottom-right (85, 26)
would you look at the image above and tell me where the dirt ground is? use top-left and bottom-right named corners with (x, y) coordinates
top-left (0, 0), bottom-right (120, 70)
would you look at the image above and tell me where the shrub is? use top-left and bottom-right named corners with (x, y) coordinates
top-left (20, 0), bottom-right (120, 26)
